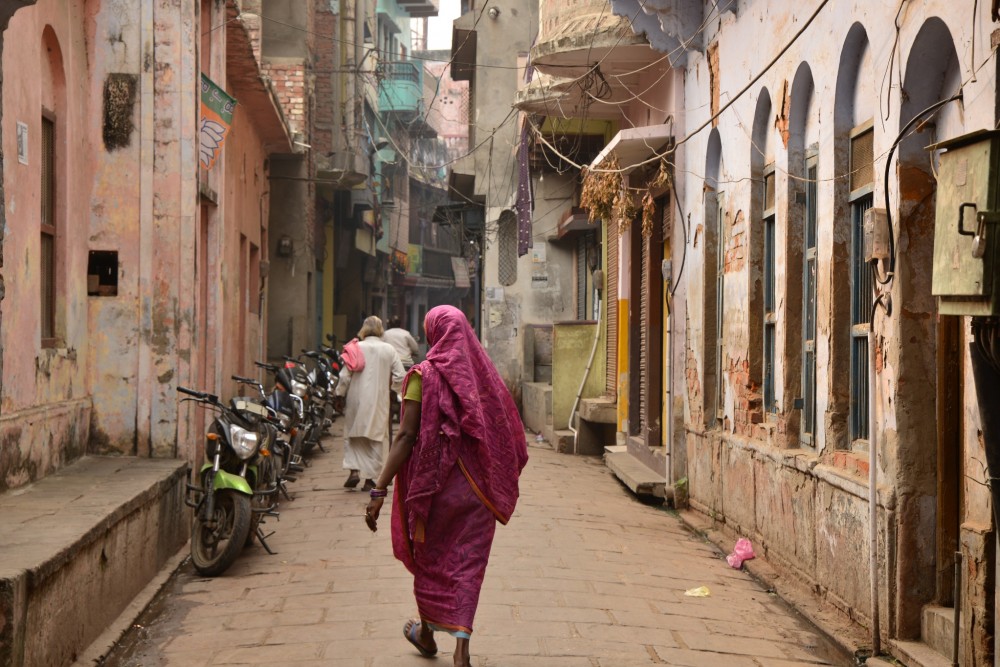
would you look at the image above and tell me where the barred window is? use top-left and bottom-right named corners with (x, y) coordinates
top-left (41, 116), bottom-right (56, 344)
top-left (762, 166), bottom-right (776, 414)
top-left (848, 121), bottom-right (874, 444)
top-left (802, 155), bottom-right (819, 442)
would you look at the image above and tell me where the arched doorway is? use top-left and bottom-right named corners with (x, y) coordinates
top-left (895, 16), bottom-right (966, 645)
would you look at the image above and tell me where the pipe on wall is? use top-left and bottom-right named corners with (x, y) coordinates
top-left (868, 328), bottom-right (880, 656)
top-left (568, 279), bottom-right (602, 454)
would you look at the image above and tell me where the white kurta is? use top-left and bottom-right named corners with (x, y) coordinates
top-left (335, 336), bottom-right (405, 476)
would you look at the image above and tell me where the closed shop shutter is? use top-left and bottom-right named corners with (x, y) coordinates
top-left (606, 217), bottom-right (618, 396)
top-left (577, 234), bottom-right (587, 320)
top-left (639, 223), bottom-right (649, 429)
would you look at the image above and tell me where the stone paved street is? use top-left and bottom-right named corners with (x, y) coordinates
top-left (100, 429), bottom-right (851, 667)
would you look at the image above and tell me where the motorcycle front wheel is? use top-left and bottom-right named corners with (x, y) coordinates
top-left (191, 489), bottom-right (252, 576)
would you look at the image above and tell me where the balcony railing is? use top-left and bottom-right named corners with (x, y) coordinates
top-left (378, 61), bottom-right (422, 119)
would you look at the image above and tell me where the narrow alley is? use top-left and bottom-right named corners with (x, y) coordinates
top-left (98, 430), bottom-right (850, 667)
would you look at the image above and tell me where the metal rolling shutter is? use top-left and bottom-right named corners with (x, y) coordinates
top-left (577, 234), bottom-right (587, 320)
top-left (639, 224), bottom-right (649, 428)
top-left (606, 217), bottom-right (618, 396)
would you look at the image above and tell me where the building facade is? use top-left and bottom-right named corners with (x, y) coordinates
top-left (602, 1), bottom-right (1000, 663)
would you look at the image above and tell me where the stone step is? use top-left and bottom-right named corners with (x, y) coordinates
top-left (604, 449), bottom-right (666, 501)
top-left (0, 456), bottom-right (188, 667)
top-left (921, 605), bottom-right (956, 659)
top-left (891, 638), bottom-right (952, 667)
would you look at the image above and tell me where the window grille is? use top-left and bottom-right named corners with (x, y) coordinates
top-left (764, 171), bottom-right (776, 212)
top-left (497, 212), bottom-right (517, 286)
top-left (850, 194), bottom-right (873, 442)
top-left (850, 127), bottom-right (874, 192)
top-left (715, 194), bottom-right (726, 420)
top-left (41, 116), bottom-right (56, 342)
top-left (763, 165), bottom-right (776, 413)
top-left (802, 159), bottom-right (818, 441)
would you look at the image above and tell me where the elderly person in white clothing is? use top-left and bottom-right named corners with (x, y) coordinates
top-left (334, 316), bottom-right (405, 491)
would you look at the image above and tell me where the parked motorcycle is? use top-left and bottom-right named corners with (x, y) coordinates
top-left (179, 385), bottom-right (281, 576)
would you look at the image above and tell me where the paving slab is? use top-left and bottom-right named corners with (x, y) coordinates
top-left (97, 425), bottom-right (851, 666)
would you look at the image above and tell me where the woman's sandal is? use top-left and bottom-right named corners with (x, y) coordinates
top-left (343, 472), bottom-right (360, 488)
top-left (404, 619), bottom-right (437, 658)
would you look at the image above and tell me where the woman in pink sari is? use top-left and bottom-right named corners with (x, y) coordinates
top-left (365, 305), bottom-right (528, 666)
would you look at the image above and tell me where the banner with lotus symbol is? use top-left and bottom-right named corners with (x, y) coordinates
top-left (199, 74), bottom-right (237, 170)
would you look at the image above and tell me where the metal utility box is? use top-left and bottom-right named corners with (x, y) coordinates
top-left (932, 130), bottom-right (1000, 316)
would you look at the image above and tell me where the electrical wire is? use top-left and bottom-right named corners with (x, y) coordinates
top-left (876, 93), bottom-right (962, 285)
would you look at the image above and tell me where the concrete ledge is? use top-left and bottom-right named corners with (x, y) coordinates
top-left (521, 382), bottom-right (552, 435)
top-left (0, 456), bottom-right (189, 667)
top-left (604, 449), bottom-right (666, 499)
top-left (890, 639), bottom-right (952, 667)
top-left (579, 397), bottom-right (616, 424)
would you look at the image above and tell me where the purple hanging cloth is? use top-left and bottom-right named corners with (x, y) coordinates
top-left (516, 122), bottom-right (532, 257)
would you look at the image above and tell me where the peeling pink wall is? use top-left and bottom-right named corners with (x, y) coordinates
top-left (0, 0), bottom-right (93, 489)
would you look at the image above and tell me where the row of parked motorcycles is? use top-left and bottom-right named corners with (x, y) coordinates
top-left (176, 335), bottom-right (344, 576)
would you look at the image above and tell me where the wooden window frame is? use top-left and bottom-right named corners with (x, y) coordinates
top-left (40, 112), bottom-right (57, 348)
top-left (848, 120), bottom-right (875, 447)
top-left (762, 165), bottom-right (777, 415)
top-left (801, 150), bottom-right (819, 446)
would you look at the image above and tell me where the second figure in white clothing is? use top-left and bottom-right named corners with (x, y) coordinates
top-left (334, 316), bottom-right (405, 491)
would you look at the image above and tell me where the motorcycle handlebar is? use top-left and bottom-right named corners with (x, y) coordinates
top-left (176, 386), bottom-right (218, 404)
top-left (255, 361), bottom-right (279, 372)
top-left (232, 375), bottom-right (257, 385)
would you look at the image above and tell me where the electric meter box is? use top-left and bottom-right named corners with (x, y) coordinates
top-left (863, 208), bottom-right (890, 261)
top-left (931, 130), bottom-right (1000, 316)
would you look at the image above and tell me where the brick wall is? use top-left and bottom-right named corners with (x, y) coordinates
top-left (311, 4), bottom-right (335, 156)
top-left (262, 62), bottom-right (306, 136)
top-left (723, 208), bottom-right (746, 274)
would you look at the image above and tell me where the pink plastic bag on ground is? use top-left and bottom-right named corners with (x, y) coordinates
top-left (726, 538), bottom-right (755, 569)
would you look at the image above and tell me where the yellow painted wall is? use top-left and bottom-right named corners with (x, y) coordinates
top-left (617, 299), bottom-right (629, 431)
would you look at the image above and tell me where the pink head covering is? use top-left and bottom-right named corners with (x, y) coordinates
top-left (398, 305), bottom-right (528, 531)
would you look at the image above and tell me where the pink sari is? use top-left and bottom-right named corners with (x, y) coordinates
top-left (391, 306), bottom-right (528, 636)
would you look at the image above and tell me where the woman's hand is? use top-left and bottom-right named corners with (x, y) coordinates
top-left (365, 497), bottom-right (384, 532)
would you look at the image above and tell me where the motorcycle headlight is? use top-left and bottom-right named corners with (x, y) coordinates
top-left (290, 379), bottom-right (308, 397)
top-left (279, 413), bottom-right (291, 429)
top-left (229, 424), bottom-right (259, 460)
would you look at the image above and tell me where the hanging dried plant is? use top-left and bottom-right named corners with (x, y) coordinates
top-left (651, 160), bottom-right (670, 190)
top-left (641, 191), bottom-right (656, 237)
top-left (613, 187), bottom-right (638, 229)
top-left (580, 154), bottom-right (623, 223)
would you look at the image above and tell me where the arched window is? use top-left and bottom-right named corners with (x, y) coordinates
top-left (832, 23), bottom-right (873, 450)
top-left (40, 26), bottom-right (66, 347)
top-left (750, 89), bottom-right (772, 418)
top-left (788, 62), bottom-right (816, 446)
top-left (703, 129), bottom-right (724, 427)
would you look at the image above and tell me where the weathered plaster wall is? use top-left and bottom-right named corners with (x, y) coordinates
top-left (85, 0), bottom-right (146, 456)
top-left (221, 105), bottom-right (270, 396)
top-left (468, 0), bottom-right (538, 399)
top-left (481, 168), bottom-right (575, 401)
top-left (552, 322), bottom-right (603, 431)
top-left (675, 0), bottom-right (998, 656)
top-left (0, 0), bottom-right (92, 488)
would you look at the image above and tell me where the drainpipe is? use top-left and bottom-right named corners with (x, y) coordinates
top-left (970, 318), bottom-right (1000, 665)
top-left (568, 280), bottom-right (602, 454)
top-left (665, 289), bottom-right (674, 488)
top-left (868, 326), bottom-right (880, 657)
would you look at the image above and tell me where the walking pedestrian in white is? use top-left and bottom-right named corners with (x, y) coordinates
top-left (335, 316), bottom-right (405, 491)
top-left (383, 316), bottom-right (420, 369)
